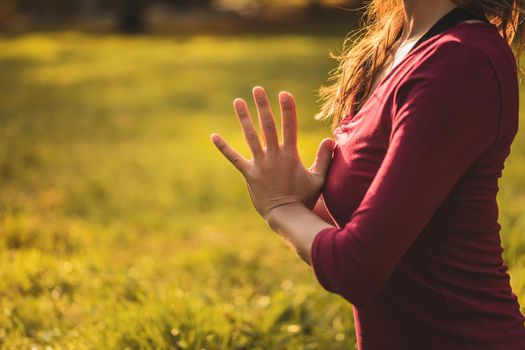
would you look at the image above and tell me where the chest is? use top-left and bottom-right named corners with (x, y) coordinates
top-left (322, 81), bottom-right (397, 227)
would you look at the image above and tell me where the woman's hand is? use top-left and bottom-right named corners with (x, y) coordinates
top-left (210, 86), bottom-right (335, 223)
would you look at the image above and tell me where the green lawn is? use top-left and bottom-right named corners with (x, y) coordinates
top-left (0, 32), bottom-right (524, 349)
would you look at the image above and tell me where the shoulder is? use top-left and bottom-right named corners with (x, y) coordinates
top-left (395, 41), bottom-right (495, 106)
top-left (402, 23), bottom-right (519, 138)
top-left (392, 23), bottom-right (518, 143)
top-left (402, 22), bottom-right (516, 88)
top-left (394, 23), bottom-right (516, 101)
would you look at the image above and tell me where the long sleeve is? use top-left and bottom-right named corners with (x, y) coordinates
top-left (310, 41), bottom-right (502, 306)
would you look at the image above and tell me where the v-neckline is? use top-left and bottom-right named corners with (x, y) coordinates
top-left (344, 20), bottom-right (496, 123)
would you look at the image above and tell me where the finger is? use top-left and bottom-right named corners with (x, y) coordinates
top-left (210, 133), bottom-right (250, 175)
top-left (279, 91), bottom-right (298, 153)
top-left (310, 138), bottom-right (335, 175)
top-left (233, 98), bottom-right (264, 160)
top-left (252, 86), bottom-right (279, 154)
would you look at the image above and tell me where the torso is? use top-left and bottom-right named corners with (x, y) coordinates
top-left (322, 21), bottom-right (525, 349)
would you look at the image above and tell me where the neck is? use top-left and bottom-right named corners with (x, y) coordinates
top-left (401, 0), bottom-right (458, 41)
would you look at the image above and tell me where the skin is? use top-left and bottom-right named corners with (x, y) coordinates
top-left (210, 0), bottom-right (486, 266)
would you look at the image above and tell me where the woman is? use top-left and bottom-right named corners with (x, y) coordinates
top-left (210, 1), bottom-right (525, 349)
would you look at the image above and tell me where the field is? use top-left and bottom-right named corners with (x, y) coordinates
top-left (1, 32), bottom-right (525, 349)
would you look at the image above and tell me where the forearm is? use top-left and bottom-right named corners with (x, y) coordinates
top-left (265, 203), bottom-right (336, 265)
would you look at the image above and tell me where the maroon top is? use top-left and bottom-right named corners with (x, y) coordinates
top-left (310, 21), bottom-right (525, 349)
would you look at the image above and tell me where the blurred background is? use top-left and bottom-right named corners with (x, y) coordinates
top-left (1, 1), bottom-right (525, 349)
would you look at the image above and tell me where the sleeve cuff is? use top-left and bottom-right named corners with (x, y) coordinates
top-left (310, 226), bottom-right (341, 293)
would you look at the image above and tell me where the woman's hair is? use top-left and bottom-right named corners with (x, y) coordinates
top-left (314, 1), bottom-right (525, 132)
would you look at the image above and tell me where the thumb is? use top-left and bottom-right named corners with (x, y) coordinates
top-left (309, 138), bottom-right (335, 175)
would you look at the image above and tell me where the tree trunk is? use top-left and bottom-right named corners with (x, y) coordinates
top-left (117, 0), bottom-right (148, 33)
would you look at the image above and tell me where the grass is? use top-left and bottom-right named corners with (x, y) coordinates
top-left (0, 31), bottom-right (524, 349)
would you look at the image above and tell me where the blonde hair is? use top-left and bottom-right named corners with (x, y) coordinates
top-left (315, 0), bottom-right (525, 132)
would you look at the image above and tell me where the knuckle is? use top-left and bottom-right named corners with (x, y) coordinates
top-left (231, 155), bottom-right (243, 166)
top-left (246, 133), bottom-right (259, 144)
top-left (216, 140), bottom-right (225, 150)
top-left (283, 147), bottom-right (298, 159)
top-left (238, 109), bottom-right (248, 118)
top-left (263, 120), bottom-right (275, 131)
top-left (256, 95), bottom-right (266, 104)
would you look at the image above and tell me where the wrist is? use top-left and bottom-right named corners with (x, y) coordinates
top-left (265, 202), bottom-right (308, 231)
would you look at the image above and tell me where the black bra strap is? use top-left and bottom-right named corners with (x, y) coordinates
top-left (408, 7), bottom-right (489, 54)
